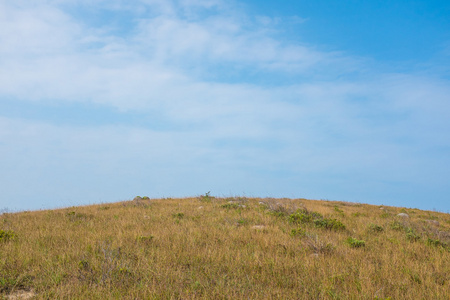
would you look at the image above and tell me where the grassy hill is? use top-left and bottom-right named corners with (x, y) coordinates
top-left (1, 196), bottom-right (449, 299)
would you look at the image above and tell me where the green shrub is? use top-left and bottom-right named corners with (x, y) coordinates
top-left (290, 228), bottom-right (305, 237)
top-left (381, 212), bottom-right (391, 218)
top-left (288, 211), bottom-right (313, 224)
top-left (172, 213), bottom-right (184, 219)
top-left (390, 220), bottom-right (406, 231)
top-left (288, 209), bottom-right (345, 231)
top-left (199, 191), bottom-right (214, 203)
top-left (368, 224), bottom-right (384, 233)
top-left (0, 229), bottom-right (15, 242)
top-left (288, 209), bottom-right (322, 224)
top-left (427, 238), bottom-right (448, 249)
top-left (406, 229), bottom-right (420, 242)
top-left (314, 218), bottom-right (346, 231)
top-left (334, 206), bottom-right (343, 213)
top-left (346, 237), bottom-right (365, 248)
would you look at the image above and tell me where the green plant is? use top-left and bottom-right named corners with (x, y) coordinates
top-left (288, 211), bottom-right (313, 224)
top-left (237, 218), bottom-right (250, 226)
top-left (368, 224), bottom-right (384, 233)
top-left (406, 229), bottom-right (420, 242)
top-left (314, 218), bottom-right (346, 231)
top-left (0, 229), bottom-right (15, 242)
top-left (381, 212), bottom-right (391, 218)
top-left (390, 220), bottom-right (406, 231)
top-left (334, 206), bottom-right (343, 213)
top-left (333, 206), bottom-right (345, 217)
top-left (290, 228), bottom-right (305, 237)
top-left (427, 238), bottom-right (448, 249)
top-left (346, 237), bottom-right (365, 248)
top-left (172, 212), bottom-right (184, 219)
top-left (199, 191), bottom-right (214, 203)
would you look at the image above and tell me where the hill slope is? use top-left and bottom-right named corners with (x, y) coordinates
top-left (1, 197), bottom-right (449, 299)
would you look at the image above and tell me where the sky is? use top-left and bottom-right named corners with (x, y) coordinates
top-left (1, 0), bottom-right (449, 213)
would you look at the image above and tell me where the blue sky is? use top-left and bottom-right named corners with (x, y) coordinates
top-left (1, 0), bottom-right (449, 212)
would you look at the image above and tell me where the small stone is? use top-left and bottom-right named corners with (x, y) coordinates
top-left (5, 290), bottom-right (36, 300)
top-left (252, 225), bottom-right (266, 230)
top-left (197, 206), bottom-right (203, 209)
top-left (397, 213), bottom-right (409, 218)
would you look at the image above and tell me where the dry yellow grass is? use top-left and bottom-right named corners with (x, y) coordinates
top-left (1, 196), bottom-right (449, 299)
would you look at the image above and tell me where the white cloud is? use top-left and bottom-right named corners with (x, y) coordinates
top-left (0, 1), bottom-right (449, 211)
top-left (0, 0), bottom-right (341, 111)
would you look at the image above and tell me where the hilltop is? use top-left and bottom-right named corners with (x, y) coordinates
top-left (1, 196), bottom-right (449, 299)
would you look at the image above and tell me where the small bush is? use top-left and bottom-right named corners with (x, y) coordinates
top-left (427, 238), bottom-right (448, 250)
top-left (346, 237), bottom-right (365, 248)
top-left (0, 229), bottom-right (15, 242)
top-left (406, 229), bottom-right (420, 242)
top-left (288, 211), bottom-right (313, 224)
top-left (390, 220), bottom-right (406, 231)
top-left (199, 191), bottom-right (214, 203)
top-left (334, 206), bottom-right (343, 213)
top-left (381, 212), bottom-right (391, 218)
top-left (288, 209), bottom-right (322, 223)
top-left (314, 218), bottom-right (346, 231)
top-left (368, 224), bottom-right (384, 233)
top-left (288, 209), bottom-right (345, 231)
top-left (172, 213), bottom-right (184, 219)
top-left (290, 228), bottom-right (305, 237)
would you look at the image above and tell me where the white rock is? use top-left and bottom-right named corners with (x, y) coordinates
top-left (252, 225), bottom-right (266, 230)
top-left (397, 213), bottom-right (409, 218)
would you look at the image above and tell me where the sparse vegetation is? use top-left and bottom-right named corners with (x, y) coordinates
top-left (346, 237), bottom-right (366, 248)
top-left (0, 197), bottom-right (449, 299)
top-left (199, 191), bottom-right (214, 203)
top-left (368, 223), bottom-right (384, 233)
top-left (0, 229), bottom-right (15, 242)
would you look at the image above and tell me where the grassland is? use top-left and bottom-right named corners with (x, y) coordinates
top-left (1, 196), bottom-right (449, 299)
